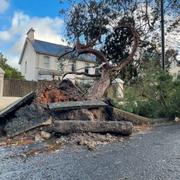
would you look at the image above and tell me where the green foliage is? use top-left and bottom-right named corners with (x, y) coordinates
top-left (60, 0), bottom-right (179, 82)
top-left (121, 61), bottom-right (180, 118)
top-left (0, 53), bottom-right (24, 80)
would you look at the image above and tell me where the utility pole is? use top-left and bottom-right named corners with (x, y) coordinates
top-left (161, 0), bottom-right (165, 70)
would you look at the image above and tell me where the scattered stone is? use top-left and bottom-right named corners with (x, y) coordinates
top-left (40, 131), bottom-right (51, 140)
top-left (35, 133), bottom-right (44, 142)
top-left (65, 132), bottom-right (123, 150)
top-left (174, 117), bottom-right (180, 122)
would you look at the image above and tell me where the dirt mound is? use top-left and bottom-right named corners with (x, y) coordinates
top-left (35, 79), bottom-right (84, 105)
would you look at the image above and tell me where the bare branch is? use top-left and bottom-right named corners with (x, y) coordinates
top-left (75, 38), bottom-right (109, 65)
top-left (111, 24), bottom-right (139, 73)
top-left (62, 71), bottom-right (101, 79)
top-left (58, 47), bottom-right (75, 60)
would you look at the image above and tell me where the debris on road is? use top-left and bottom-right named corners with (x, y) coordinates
top-left (0, 79), bottom-right (150, 150)
top-left (48, 100), bottom-right (107, 111)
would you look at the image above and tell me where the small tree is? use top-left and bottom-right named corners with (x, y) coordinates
top-left (122, 61), bottom-right (180, 118)
top-left (0, 53), bottom-right (23, 80)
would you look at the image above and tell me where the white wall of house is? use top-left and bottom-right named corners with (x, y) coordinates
top-left (57, 59), bottom-right (96, 75)
top-left (20, 41), bottom-right (37, 81)
top-left (19, 28), bottom-right (97, 82)
top-left (36, 53), bottom-right (59, 80)
top-left (37, 54), bottom-right (58, 70)
top-left (76, 61), bottom-right (95, 74)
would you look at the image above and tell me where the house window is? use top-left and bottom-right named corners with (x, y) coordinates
top-left (68, 61), bottom-right (76, 72)
top-left (85, 67), bottom-right (89, 74)
top-left (44, 56), bottom-right (50, 68)
top-left (71, 63), bottom-right (76, 72)
top-left (85, 63), bottom-right (89, 74)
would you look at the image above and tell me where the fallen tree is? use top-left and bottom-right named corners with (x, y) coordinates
top-left (59, 24), bottom-right (139, 100)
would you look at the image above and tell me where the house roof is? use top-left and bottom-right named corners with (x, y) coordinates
top-left (19, 39), bottom-right (96, 64)
top-left (32, 40), bottom-right (72, 57)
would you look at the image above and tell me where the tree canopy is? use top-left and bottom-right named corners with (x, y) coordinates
top-left (0, 53), bottom-right (23, 80)
top-left (60, 0), bottom-right (180, 82)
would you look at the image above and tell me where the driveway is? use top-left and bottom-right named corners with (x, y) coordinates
top-left (0, 97), bottom-right (20, 111)
top-left (0, 124), bottom-right (180, 180)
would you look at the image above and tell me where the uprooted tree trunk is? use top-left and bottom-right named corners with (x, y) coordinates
top-left (87, 68), bottom-right (111, 99)
top-left (59, 24), bottom-right (139, 100)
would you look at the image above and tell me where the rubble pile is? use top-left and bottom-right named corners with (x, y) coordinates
top-left (0, 79), bottom-right (150, 149)
top-left (36, 79), bottom-right (84, 104)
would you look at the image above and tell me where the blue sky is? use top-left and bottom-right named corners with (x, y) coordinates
top-left (0, 0), bottom-right (179, 68)
top-left (0, 0), bottom-right (67, 68)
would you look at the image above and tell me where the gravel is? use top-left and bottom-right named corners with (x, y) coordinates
top-left (0, 124), bottom-right (180, 180)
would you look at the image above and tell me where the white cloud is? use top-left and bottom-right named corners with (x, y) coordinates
top-left (0, 11), bottom-right (67, 68)
top-left (0, 0), bottom-right (9, 14)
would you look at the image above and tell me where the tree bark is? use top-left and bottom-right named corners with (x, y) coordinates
top-left (59, 25), bottom-right (139, 100)
top-left (86, 67), bottom-right (111, 99)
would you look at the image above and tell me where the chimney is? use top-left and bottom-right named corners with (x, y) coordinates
top-left (27, 28), bottom-right (35, 41)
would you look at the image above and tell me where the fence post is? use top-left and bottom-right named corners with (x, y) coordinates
top-left (0, 67), bottom-right (5, 97)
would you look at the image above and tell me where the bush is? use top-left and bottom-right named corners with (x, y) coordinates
top-left (120, 61), bottom-right (180, 119)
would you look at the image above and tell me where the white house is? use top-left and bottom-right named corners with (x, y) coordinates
top-left (19, 28), bottom-right (96, 81)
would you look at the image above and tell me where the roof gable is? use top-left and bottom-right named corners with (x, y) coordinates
top-left (19, 39), bottom-right (96, 64)
top-left (18, 39), bottom-right (28, 64)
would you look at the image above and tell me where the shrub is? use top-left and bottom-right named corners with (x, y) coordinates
top-left (120, 61), bottom-right (180, 119)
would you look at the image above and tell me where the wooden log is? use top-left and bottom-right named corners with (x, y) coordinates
top-left (48, 100), bottom-right (107, 111)
top-left (49, 120), bottom-right (133, 135)
top-left (0, 92), bottom-right (35, 119)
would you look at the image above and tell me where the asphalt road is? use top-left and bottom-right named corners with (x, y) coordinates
top-left (0, 124), bottom-right (180, 180)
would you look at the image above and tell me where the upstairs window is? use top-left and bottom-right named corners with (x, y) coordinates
top-left (44, 56), bottom-right (50, 68)
top-left (85, 67), bottom-right (89, 74)
top-left (85, 63), bottom-right (89, 74)
top-left (71, 63), bottom-right (76, 72)
top-left (68, 61), bottom-right (76, 72)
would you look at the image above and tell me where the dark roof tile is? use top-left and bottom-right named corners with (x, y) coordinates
top-left (32, 40), bottom-right (72, 57)
top-left (32, 40), bottom-right (96, 63)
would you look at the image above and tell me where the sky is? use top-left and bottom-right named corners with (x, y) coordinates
top-left (0, 0), bottom-right (179, 69)
top-left (0, 0), bottom-right (67, 68)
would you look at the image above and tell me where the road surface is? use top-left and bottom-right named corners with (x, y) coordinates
top-left (0, 124), bottom-right (180, 180)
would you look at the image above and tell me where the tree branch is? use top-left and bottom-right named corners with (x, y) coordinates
top-left (110, 24), bottom-right (139, 73)
top-left (58, 48), bottom-right (75, 60)
top-left (75, 38), bottom-right (110, 66)
top-left (62, 72), bottom-right (101, 79)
